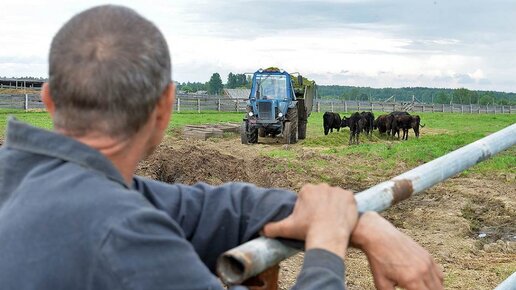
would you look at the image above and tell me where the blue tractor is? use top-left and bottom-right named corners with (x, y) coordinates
top-left (241, 67), bottom-right (316, 144)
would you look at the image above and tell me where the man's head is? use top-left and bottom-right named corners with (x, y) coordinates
top-left (44, 5), bottom-right (173, 140)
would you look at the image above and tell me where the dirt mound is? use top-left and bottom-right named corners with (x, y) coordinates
top-left (137, 144), bottom-right (293, 189)
top-left (139, 145), bottom-right (248, 184)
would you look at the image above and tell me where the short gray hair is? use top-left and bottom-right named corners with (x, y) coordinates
top-left (49, 5), bottom-right (171, 138)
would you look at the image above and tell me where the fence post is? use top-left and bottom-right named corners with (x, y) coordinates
top-left (177, 98), bottom-right (181, 112)
top-left (422, 104), bottom-right (425, 112)
top-left (502, 106), bottom-right (505, 114)
top-left (331, 102), bottom-right (334, 112)
top-left (344, 101), bottom-right (348, 113)
top-left (461, 105), bottom-right (464, 114)
top-left (442, 104), bottom-right (445, 112)
top-left (494, 105), bottom-right (497, 114)
top-left (358, 102), bottom-right (361, 111)
top-left (197, 98), bottom-right (201, 113)
top-left (24, 94), bottom-right (28, 111)
top-left (470, 104), bottom-right (473, 114)
top-left (218, 99), bottom-right (221, 112)
top-left (371, 103), bottom-right (374, 112)
top-left (486, 104), bottom-right (488, 114)
top-left (381, 103), bottom-right (384, 112)
top-left (317, 101), bottom-right (320, 113)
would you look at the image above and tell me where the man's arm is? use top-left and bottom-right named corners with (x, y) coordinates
top-left (350, 212), bottom-right (444, 290)
top-left (132, 177), bottom-right (296, 271)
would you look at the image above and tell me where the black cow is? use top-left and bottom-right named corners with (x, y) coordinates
top-left (410, 115), bottom-right (425, 138)
top-left (391, 115), bottom-right (411, 140)
top-left (391, 114), bottom-right (425, 140)
top-left (388, 111), bottom-right (410, 138)
top-left (323, 112), bottom-right (342, 135)
top-left (374, 114), bottom-right (390, 135)
top-left (341, 112), bottom-right (363, 145)
top-left (360, 111), bottom-right (375, 137)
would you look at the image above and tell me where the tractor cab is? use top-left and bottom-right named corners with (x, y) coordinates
top-left (248, 68), bottom-right (296, 124)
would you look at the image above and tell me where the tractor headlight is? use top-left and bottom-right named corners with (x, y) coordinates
top-left (278, 112), bottom-right (283, 117)
top-left (248, 111), bottom-right (254, 117)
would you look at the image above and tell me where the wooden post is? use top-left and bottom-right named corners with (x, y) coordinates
top-left (422, 104), bottom-right (425, 112)
top-left (344, 101), bottom-right (348, 113)
top-left (494, 105), bottom-right (497, 114)
top-left (371, 103), bottom-right (374, 112)
top-left (470, 104), bottom-right (473, 114)
top-left (381, 103), bottom-right (384, 112)
top-left (24, 94), bottom-right (28, 111)
top-left (197, 98), bottom-right (201, 113)
top-left (331, 102), bottom-right (334, 112)
top-left (358, 102), bottom-right (361, 111)
top-left (502, 106), bottom-right (505, 114)
top-left (177, 98), bottom-right (181, 112)
top-left (486, 104), bottom-right (488, 114)
top-left (218, 99), bottom-right (221, 112)
top-left (442, 104), bottom-right (445, 112)
top-left (461, 105), bottom-right (464, 114)
top-left (317, 101), bottom-right (320, 113)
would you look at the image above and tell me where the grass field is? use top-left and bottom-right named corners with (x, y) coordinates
top-left (3, 109), bottom-right (513, 175)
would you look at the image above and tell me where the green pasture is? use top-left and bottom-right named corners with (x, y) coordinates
top-left (1, 109), bottom-right (514, 175)
top-left (303, 112), bottom-right (516, 175)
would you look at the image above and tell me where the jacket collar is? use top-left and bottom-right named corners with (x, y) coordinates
top-left (5, 117), bottom-right (128, 188)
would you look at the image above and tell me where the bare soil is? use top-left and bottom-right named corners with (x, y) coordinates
top-left (136, 132), bottom-right (516, 290)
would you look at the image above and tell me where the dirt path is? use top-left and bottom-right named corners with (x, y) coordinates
top-left (137, 133), bottom-right (516, 290)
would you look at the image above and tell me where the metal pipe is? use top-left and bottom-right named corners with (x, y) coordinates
top-left (495, 272), bottom-right (516, 290)
top-left (217, 123), bottom-right (516, 285)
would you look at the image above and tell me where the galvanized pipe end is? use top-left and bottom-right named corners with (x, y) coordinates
top-left (217, 250), bottom-right (251, 285)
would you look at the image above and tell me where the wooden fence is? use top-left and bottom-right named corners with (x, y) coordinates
top-left (1, 94), bottom-right (514, 114)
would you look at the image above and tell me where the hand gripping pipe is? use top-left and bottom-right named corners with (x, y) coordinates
top-left (217, 123), bottom-right (516, 286)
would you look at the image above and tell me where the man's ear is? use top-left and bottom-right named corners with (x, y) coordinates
top-left (41, 83), bottom-right (56, 117)
top-left (155, 82), bottom-right (175, 131)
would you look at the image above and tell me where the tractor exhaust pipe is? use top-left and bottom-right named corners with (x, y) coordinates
top-left (217, 123), bottom-right (516, 286)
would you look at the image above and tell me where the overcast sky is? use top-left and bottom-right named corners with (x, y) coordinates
top-left (1, 0), bottom-right (516, 92)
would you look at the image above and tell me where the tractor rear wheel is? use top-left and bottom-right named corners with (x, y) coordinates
top-left (286, 107), bottom-right (298, 144)
top-left (281, 107), bottom-right (299, 144)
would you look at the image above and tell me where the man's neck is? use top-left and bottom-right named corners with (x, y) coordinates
top-left (61, 131), bottom-right (145, 186)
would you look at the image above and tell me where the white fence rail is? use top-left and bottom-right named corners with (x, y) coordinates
top-left (1, 94), bottom-right (514, 114)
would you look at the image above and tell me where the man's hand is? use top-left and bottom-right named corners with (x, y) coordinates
top-left (351, 212), bottom-right (444, 290)
top-left (262, 183), bottom-right (358, 259)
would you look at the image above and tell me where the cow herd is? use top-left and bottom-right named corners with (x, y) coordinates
top-left (323, 111), bottom-right (425, 145)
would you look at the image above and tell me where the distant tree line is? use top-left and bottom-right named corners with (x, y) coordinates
top-left (176, 72), bottom-right (250, 95)
top-left (318, 86), bottom-right (516, 105)
top-left (176, 74), bottom-right (515, 105)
